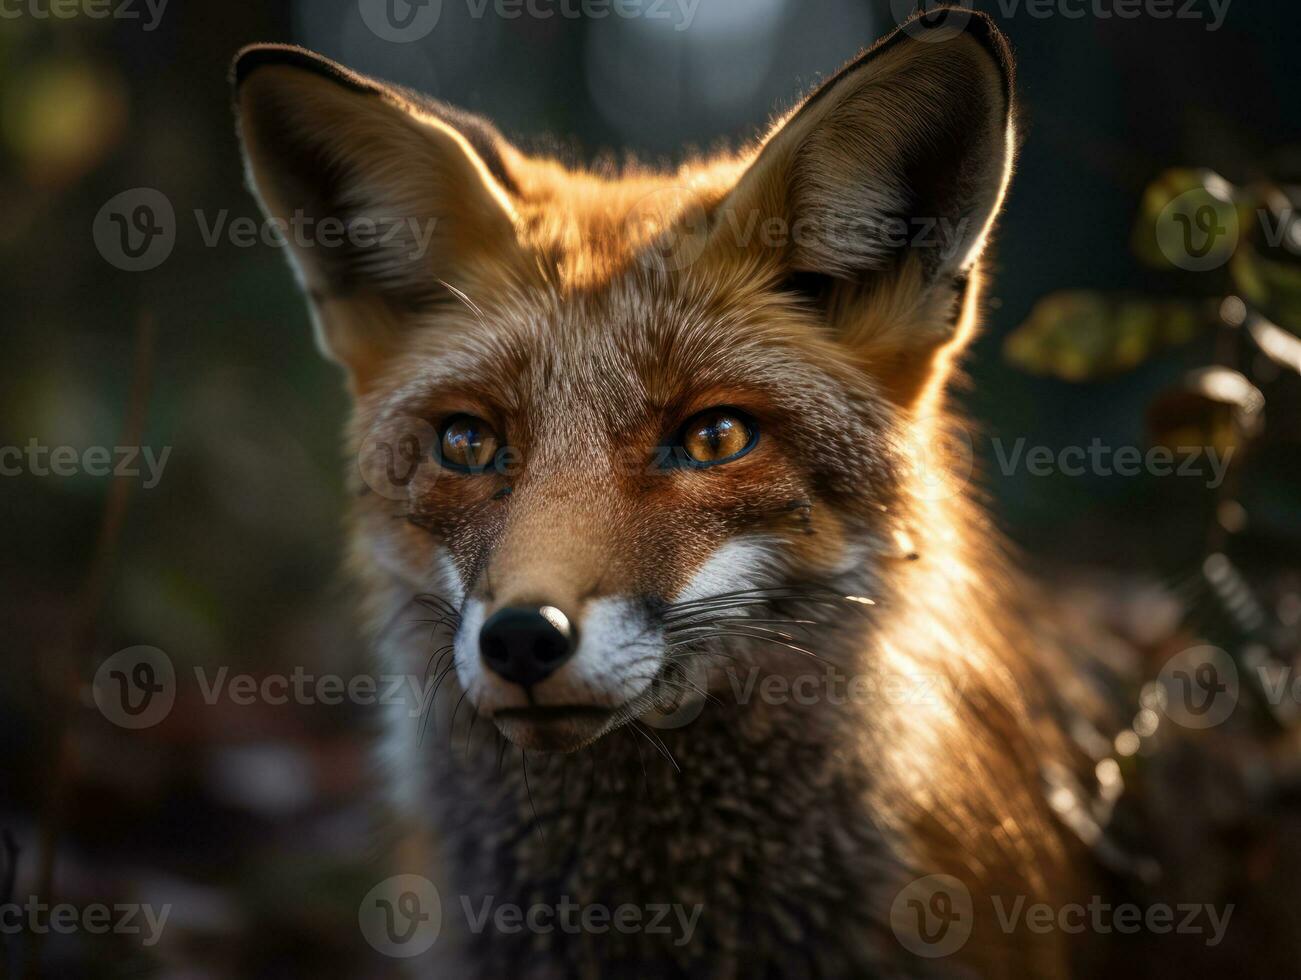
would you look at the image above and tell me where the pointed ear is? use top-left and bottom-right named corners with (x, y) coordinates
top-left (704, 12), bottom-right (1015, 400)
top-left (232, 45), bottom-right (525, 387)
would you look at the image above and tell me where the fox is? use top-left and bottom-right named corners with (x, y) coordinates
top-left (230, 10), bottom-right (1165, 978)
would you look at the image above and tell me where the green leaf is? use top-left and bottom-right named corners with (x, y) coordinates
top-left (1005, 292), bottom-right (1214, 381)
top-left (1132, 168), bottom-right (1243, 273)
top-left (1232, 243), bottom-right (1301, 336)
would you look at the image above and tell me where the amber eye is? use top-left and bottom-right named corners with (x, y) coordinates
top-left (437, 415), bottom-right (501, 472)
top-left (679, 408), bottom-right (757, 467)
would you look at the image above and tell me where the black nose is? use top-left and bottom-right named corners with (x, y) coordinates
top-left (479, 606), bottom-right (576, 688)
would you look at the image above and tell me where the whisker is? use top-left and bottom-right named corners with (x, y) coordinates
top-left (465, 704), bottom-right (479, 757)
top-left (623, 723), bottom-right (649, 794)
top-left (521, 750), bottom-right (544, 841)
top-left (668, 623), bottom-right (801, 643)
top-left (449, 688), bottom-right (470, 742)
top-left (662, 594), bottom-right (855, 623)
top-left (665, 629), bottom-right (831, 664)
top-left (414, 592), bottom-right (459, 613)
top-left (629, 721), bottom-right (681, 773)
top-left (419, 662), bottom-right (456, 744)
top-left (422, 643), bottom-right (454, 682)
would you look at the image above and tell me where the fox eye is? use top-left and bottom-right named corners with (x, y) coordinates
top-left (437, 415), bottom-right (501, 472)
top-left (679, 409), bottom-right (757, 467)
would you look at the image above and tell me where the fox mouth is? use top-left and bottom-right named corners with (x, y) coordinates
top-left (489, 704), bottom-right (622, 751)
top-left (492, 704), bottom-right (617, 723)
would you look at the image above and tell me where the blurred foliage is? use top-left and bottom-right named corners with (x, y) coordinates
top-left (1005, 292), bottom-right (1214, 381)
top-left (1146, 366), bottom-right (1265, 459)
top-left (1006, 164), bottom-right (1301, 381)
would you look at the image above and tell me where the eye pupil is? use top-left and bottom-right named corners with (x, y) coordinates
top-left (681, 409), bottom-right (755, 465)
top-left (439, 416), bottom-right (500, 471)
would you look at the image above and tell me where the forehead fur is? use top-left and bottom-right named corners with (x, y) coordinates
top-left (364, 265), bottom-right (889, 468)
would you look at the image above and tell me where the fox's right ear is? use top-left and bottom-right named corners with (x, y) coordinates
top-left (701, 11), bottom-right (1016, 404)
top-left (232, 45), bottom-right (525, 388)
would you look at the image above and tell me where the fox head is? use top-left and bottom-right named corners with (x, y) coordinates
top-left (233, 11), bottom-right (1015, 753)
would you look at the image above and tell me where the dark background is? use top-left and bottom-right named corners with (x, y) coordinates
top-left (1, 0), bottom-right (1298, 975)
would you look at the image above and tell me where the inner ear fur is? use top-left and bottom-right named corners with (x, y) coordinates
top-left (232, 44), bottom-right (527, 385)
top-left (700, 11), bottom-right (1015, 399)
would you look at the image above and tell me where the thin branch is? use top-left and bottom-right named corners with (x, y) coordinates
top-left (27, 311), bottom-right (156, 978)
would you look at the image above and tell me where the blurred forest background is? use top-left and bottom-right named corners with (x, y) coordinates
top-left (1, 0), bottom-right (1299, 976)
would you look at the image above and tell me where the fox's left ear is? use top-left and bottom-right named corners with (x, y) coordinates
top-left (706, 12), bottom-right (1015, 402)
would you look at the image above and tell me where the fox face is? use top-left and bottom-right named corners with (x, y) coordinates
top-left (233, 13), bottom-right (1014, 753)
top-left (346, 269), bottom-right (903, 752)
